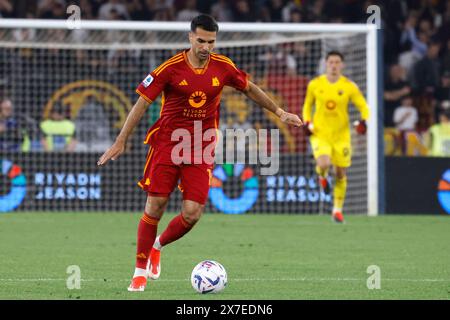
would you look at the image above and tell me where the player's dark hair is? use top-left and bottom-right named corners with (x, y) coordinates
top-left (191, 14), bottom-right (219, 33)
top-left (442, 108), bottom-right (450, 119)
top-left (326, 51), bottom-right (344, 61)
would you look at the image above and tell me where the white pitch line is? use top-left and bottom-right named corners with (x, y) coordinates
top-left (0, 278), bottom-right (448, 283)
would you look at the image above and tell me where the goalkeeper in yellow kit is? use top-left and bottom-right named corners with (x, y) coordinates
top-left (302, 51), bottom-right (370, 223)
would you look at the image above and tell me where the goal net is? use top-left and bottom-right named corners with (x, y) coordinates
top-left (0, 20), bottom-right (378, 215)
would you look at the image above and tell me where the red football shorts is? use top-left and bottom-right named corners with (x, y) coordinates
top-left (137, 145), bottom-right (213, 205)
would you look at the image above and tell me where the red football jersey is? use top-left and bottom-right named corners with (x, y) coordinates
top-left (136, 50), bottom-right (249, 156)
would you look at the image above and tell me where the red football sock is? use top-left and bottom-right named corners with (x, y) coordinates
top-left (159, 213), bottom-right (193, 247)
top-left (136, 213), bottom-right (160, 269)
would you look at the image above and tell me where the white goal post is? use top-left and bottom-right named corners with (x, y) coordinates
top-left (0, 19), bottom-right (379, 216)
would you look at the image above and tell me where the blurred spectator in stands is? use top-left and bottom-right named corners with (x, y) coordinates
top-left (442, 100), bottom-right (450, 113)
top-left (13, 1), bottom-right (36, 19)
top-left (74, 96), bottom-right (114, 152)
top-left (154, 8), bottom-right (174, 21)
top-left (260, 0), bottom-right (284, 22)
top-left (98, 0), bottom-right (130, 20)
top-left (126, 0), bottom-right (146, 21)
top-left (74, 48), bottom-right (106, 76)
top-left (258, 38), bottom-right (297, 77)
top-left (303, 0), bottom-right (326, 23)
top-left (232, 0), bottom-right (257, 22)
top-left (0, 98), bottom-right (22, 151)
top-left (436, 71), bottom-right (450, 106)
top-left (107, 6), bottom-right (128, 20)
top-left (339, 0), bottom-right (366, 23)
top-left (393, 95), bottom-right (418, 132)
top-left (90, 0), bottom-right (106, 17)
top-left (107, 35), bottom-right (140, 79)
top-left (195, 0), bottom-right (212, 13)
top-left (425, 107), bottom-right (450, 157)
top-left (290, 41), bottom-right (317, 77)
top-left (37, 0), bottom-right (52, 16)
top-left (418, 18), bottom-right (435, 38)
top-left (13, 12), bottom-right (37, 42)
top-left (105, 8), bottom-right (140, 82)
top-left (0, 0), bottom-right (13, 18)
top-left (287, 8), bottom-right (302, 23)
top-left (78, 0), bottom-right (96, 20)
top-left (415, 0), bottom-right (444, 29)
top-left (70, 0), bottom-right (94, 44)
top-left (40, 104), bottom-right (77, 152)
top-left (0, 37), bottom-right (12, 94)
top-left (102, 7), bottom-right (129, 49)
top-left (150, 0), bottom-right (175, 21)
top-left (383, 64), bottom-right (411, 127)
top-left (140, 0), bottom-right (158, 20)
top-left (412, 40), bottom-right (441, 130)
top-left (399, 14), bottom-right (428, 79)
top-left (176, 0), bottom-right (200, 21)
top-left (412, 41), bottom-right (441, 94)
top-left (381, 0), bottom-right (407, 65)
top-left (282, 0), bottom-right (303, 22)
top-left (436, 3), bottom-right (450, 44)
top-left (38, 0), bottom-right (66, 19)
top-left (442, 39), bottom-right (450, 72)
top-left (0, 98), bottom-right (40, 152)
top-left (210, 0), bottom-right (233, 22)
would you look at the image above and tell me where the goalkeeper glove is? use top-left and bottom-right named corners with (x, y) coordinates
top-left (354, 120), bottom-right (367, 135)
top-left (303, 122), bottom-right (313, 136)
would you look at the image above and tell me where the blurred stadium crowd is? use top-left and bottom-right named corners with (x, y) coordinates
top-left (0, 0), bottom-right (449, 156)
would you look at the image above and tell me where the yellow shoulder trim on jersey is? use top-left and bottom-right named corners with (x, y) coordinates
top-left (153, 53), bottom-right (183, 74)
top-left (212, 58), bottom-right (236, 69)
top-left (157, 52), bottom-right (183, 65)
top-left (155, 58), bottom-right (184, 76)
top-left (153, 56), bottom-right (183, 74)
top-left (211, 56), bottom-right (238, 71)
top-left (211, 53), bottom-right (235, 64)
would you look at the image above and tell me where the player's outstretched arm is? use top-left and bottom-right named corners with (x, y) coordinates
top-left (302, 80), bottom-right (315, 136)
top-left (97, 96), bottom-right (150, 166)
top-left (350, 82), bottom-right (370, 135)
top-left (243, 81), bottom-right (303, 127)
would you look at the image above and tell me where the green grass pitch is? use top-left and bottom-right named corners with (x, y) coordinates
top-left (0, 212), bottom-right (449, 300)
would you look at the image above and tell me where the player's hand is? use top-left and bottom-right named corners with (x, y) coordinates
top-left (303, 121), bottom-right (313, 136)
top-left (277, 108), bottom-right (303, 127)
top-left (97, 140), bottom-right (126, 166)
top-left (354, 120), bottom-right (367, 135)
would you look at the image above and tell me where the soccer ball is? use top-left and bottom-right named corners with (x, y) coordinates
top-left (190, 260), bottom-right (227, 294)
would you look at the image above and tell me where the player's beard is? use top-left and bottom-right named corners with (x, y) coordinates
top-left (198, 50), bottom-right (209, 62)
